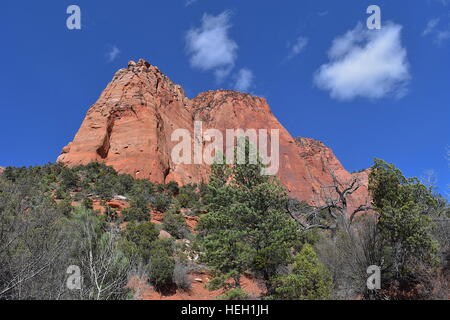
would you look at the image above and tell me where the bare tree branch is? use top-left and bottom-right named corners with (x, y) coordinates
top-left (287, 168), bottom-right (371, 231)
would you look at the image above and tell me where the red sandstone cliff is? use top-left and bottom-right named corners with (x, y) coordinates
top-left (58, 59), bottom-right (369, 209)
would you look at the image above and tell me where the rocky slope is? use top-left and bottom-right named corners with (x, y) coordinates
top-left (58, 59), bottom-right (369, 209)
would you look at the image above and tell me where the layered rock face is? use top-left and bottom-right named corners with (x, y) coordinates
top-left (58, 59), bottom-right (369, 208)
top-left (58, 59), bottom-right (207, 184)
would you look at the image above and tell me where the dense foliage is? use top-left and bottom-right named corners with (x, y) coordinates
top-left (272, 244), bottom-right (333, 300)
top-left (0, 156), bottom-right (448, 300)
top-left (368, 159), bottom-right (446, 297)
top-left (197, 143), bottom-right (300, 296)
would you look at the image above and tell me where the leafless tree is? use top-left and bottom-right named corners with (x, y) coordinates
top-left (314, 213), bottom-right (385, 299)
top-left (286, 169), bottom-right (385, 298)
top-left (287, 169), bottom-right (371, 232)
top-left (74, 216), bottom-right (132, 300)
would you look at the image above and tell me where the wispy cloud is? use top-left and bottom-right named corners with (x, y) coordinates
top-left (287, 36), bottom-right (308, 60)
top-left (185, 0), bottom-right (198, 7)
top-left (422, 18), bottom-right (440, 36)
top-left (106, 45), bottom-right (121, 63)
top-left (435, 29), bottom-right (450, 44)
top-left (185, 11), bottom-right (238, 81)
top-left (234, 68), bottom-right (254, 92)
top-left (422, 17), bottom-right (450, 45)
top-left (314, 23), bottom-right (410, 101)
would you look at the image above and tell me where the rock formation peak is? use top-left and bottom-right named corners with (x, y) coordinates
top-left (58, 60), bottom-right (369, 208)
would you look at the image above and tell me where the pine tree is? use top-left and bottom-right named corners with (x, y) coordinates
top-left (369, 159), bottom-right (439, 283)
top-left (272, 244), bottom-right (332, 300)
top-left (197, 140), bottom-right (298, 294)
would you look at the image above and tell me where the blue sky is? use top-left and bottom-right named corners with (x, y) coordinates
top-left (0, 0), bottom-right (449, 194)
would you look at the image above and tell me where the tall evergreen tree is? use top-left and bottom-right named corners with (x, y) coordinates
top-left (197, 141), bottom-right (298, 295)
top-left (369, 159), bottom-right (440, 284)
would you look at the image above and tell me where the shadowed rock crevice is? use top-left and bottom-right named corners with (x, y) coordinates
top-left (96, 117), bottom-right (114, 159)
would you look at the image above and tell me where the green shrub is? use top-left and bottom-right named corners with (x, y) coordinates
top-left (151, 192), bottom-right (172, 212)
top-left (125, 195), bottom-right (150, 222)
top-left (272, 244), bottom-right (332, 300)
top-left (176, 193), bottom-right (191, 208)
top-left (165, 181), bottom-right (180, 196)
top-left (217, 288), bottom-right (249, 300)
top-left (163, 210), bottom-right (190, 239)
top-left (55, 188), bottom-right (69, 200)
top-left (148, 239), bottom-right (175, 291)
top-left (129, 179), bottom-right (154, 201)
top-left (176, 184), bottom-right (200, 208)
top-left (57, 198), bottom-right (73, 217)
top-left (60, 167), bottom-right (78, 190)
top-left (121, 221), bottom-right (159, 263)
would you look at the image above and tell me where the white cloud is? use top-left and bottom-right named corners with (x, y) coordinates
top-left (106, 46), bottom-right (121, 63)
top-left (422, 18), bottom-right (440, 36)
top-left (314, 23), bottom-right (410, 101)
top-left (234, 68), bottom-right (254, 92)
top-left (287, 36), bottom-right (308, 59)
top-left (186, 11), bottom-right (238, 81)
